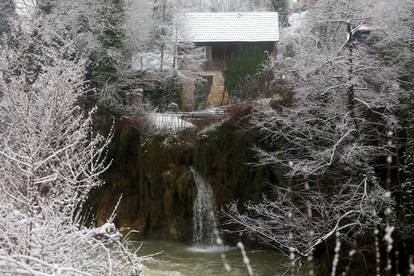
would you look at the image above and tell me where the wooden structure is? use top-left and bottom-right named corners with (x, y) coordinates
top-left (182, 12), bottom-right (279, 110)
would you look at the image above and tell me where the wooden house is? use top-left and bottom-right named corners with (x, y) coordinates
top-left (181, 12), bottom-right (279, 109)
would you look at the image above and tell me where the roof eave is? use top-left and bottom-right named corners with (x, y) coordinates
top-left (191, 40), bottom-right (279, 43)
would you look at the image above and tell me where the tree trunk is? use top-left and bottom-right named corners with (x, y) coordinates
top-left (347, 22), bottom-right (358, 133)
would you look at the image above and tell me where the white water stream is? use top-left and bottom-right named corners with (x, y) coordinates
top-left (191, 168), bottom-right (220, 245)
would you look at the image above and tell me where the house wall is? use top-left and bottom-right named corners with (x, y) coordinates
top-left (200, 70), bottom-right (229, 106)
top-left (182, 79), bottom-right (196, 111)
top-left (182, 42), bottom-right (276, 110)
top-left (198, 42), bottom-right (275, 71)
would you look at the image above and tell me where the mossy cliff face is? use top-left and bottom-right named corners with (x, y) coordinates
top-left (94, 117), bottom-right (276, 241)
top-left (193, 118), bottom-right (283, 227)
top-left (136, 133), bottom-right (195, 240)
top-left (95, 119), bottom-right (196, 241)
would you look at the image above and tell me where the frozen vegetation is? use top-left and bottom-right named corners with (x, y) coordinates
top-left (0, 0), bottom-right (413, 275)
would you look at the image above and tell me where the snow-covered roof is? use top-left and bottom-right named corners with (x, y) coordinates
top-left (182, 12), bottom-right (279, 43)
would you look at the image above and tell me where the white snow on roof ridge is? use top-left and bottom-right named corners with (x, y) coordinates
top-left (182, 12), bottom-right (280, 43)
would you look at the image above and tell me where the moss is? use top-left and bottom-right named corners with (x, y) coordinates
top-left (133, 132), bottom-right (196, 241)
top-left (224, 47), bottom-right (267, 101)
top-left (194, 119), bottom-right (281, 206)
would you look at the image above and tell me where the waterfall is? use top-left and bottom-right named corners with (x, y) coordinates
top-left (191, 167), bottom-right (219, 245)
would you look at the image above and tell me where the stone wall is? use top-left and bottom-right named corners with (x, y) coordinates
top-left (94, 119), bottom-right (196, 241)
top-left (201, 71), bottom-right (229, 107)
top-left (182, 71), bottom-right (229, 110)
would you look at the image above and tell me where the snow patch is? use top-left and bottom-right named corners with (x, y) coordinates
top-left (147, 113), bottom-right (195, 133)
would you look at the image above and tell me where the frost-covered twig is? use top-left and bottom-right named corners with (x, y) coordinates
top-left (0, 8), bottom-right (145, 275)
top-left (237, 242), bottom-right (254, 276)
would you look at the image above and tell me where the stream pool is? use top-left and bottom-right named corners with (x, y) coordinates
top-left (137, 240), bottom-right (288, 276)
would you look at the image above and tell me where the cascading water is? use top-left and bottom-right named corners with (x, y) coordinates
top-left (191, 167), bottom-right (219, 245)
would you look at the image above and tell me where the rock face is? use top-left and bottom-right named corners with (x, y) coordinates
top-left (93, 116), bottom-right (275, 242)
top-left (194, 119), bottom-right (276, 209)
top-left (94, 119), bottom-right (196, 241)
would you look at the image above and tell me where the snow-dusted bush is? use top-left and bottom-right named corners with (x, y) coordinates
top-left (0, 10), bottom-right (144, 275)
top-left (225, 0), bottom-right (413, 270)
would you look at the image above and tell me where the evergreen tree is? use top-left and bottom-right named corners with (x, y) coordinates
top-left (92, 0), bottom-right (128, 105)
